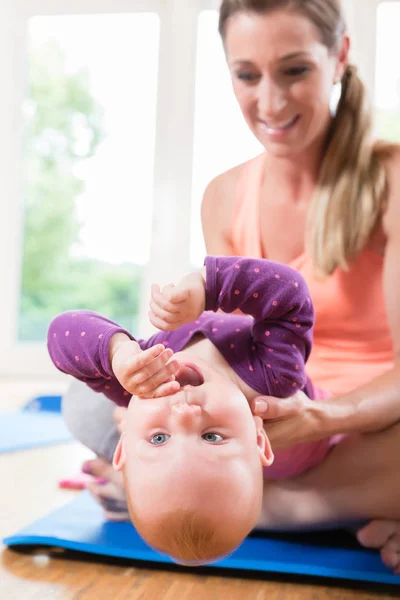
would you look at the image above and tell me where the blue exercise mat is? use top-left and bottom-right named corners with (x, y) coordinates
top-left (4, 491), bottom-right (399, 585)
top-left (0, 395), bottom-right (72, 453)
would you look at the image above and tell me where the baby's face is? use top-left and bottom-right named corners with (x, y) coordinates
top-left (114, 354), bottom-right (273, 533)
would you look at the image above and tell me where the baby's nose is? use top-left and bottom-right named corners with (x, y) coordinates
top-left (171, 403), bottom-right (201, 420)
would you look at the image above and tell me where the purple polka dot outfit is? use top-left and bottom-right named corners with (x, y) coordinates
top-left (48, 256), bottom-right (333, 478)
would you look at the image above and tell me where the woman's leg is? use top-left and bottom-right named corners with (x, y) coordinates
top-left (62, 379), bottom-right (120, 463)
top-left (62, 380), bottom-right (129, 520)
top-left (258, 422), bottom-right (400, 571)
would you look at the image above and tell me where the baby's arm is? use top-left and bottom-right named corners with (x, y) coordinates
top-left (204, 256), bottom-right (314, 397)
top-left (47, 310), bottom-right (137, 405)
top-left (47, 310), bottom-right (179, 405)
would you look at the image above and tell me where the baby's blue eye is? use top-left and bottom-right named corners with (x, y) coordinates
top-left (150, 433), bottom-right (170, 445)
top-left (202, 432), bottom-right (224, 443)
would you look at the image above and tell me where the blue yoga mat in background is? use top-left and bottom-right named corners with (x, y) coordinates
top-left (3, 491), bottom-right (399, 586)
top-left (0, 395), bottom-right (72, 453)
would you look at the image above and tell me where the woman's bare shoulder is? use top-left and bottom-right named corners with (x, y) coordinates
top-left (201, 156), bottom-right (260, 255)
top-left (202, 155), bottom-right (261, 214)
top-left (202, 160), bottom-right (247, 206)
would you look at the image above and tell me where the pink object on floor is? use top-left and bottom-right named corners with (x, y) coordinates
top-left (58, 472), bottom-right (106, 490)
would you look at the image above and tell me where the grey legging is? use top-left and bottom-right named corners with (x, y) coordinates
top-left (62, 379), bottom-right (120, 463)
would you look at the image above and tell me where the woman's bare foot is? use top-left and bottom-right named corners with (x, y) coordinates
top-left (357, 520), bottom-right (400, 574)
top-left (82, 457), bottom-right (129, 522)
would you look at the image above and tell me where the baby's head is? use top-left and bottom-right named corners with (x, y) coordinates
top-left (113, 354), bottom-right (273, 564)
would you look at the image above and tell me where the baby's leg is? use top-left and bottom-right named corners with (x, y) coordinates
top-left (62, 380), bottom-right (129, 520)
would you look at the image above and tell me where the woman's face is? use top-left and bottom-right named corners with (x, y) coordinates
top-left (224, 9), bottom-right (347, 158)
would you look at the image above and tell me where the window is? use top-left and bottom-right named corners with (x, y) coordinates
top-left (20, 13), bottom-right (159, 342)
top-left (190, 10), bottom-right (262, 266)
top-left (0, 0), bottom-right (165, 376)
top-left (375, 1), bottom-right (400, 141)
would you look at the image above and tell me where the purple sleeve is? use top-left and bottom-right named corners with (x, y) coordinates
top-left (47, 310), bottom-right (135, 406)
top-left (204, 256), bottom-right (314, 397)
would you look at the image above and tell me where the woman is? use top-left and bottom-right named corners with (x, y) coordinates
top-left (63, 0), bottom-right (400, 573)
top-left (200, 0), bottom-right (400, 572)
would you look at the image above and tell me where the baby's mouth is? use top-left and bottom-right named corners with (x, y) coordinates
top-left (174, 363), bottom-right (204, 387)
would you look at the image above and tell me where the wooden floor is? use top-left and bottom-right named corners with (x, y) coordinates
top-left (0, 378), bottom-right (399, 599)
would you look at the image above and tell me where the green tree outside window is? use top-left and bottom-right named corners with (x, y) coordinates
top-left (20, 42), bottom-right (141, 341)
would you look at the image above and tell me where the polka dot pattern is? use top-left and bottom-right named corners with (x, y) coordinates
top-left (48, 257), bottom-right (312, 412)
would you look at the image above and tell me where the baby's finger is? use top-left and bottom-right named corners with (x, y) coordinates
top-left (150, 300), bottom-right (183, 325)
top-left (154, 380), bottom-right (180, 397)
top-left (168, 286), bottom-right (189, 304)
top-left (129, 344), bottom-right (167, 369)
top-left (151, 285), bottom-right (181, 315)
top-left (161, 283), bottom-right (175, 294)
top-left (130, 348), bottom-right (176, 384)
top-left (142, 380), bottom-right (180, 399)
top-left (149, 311), bottom-right (181, 332)
top-left (151, 283), bottom-right (161, 295)
top-left (157, 282), bottom-right (189, 305)
top-left (133, 359), bottom-right (180, 395)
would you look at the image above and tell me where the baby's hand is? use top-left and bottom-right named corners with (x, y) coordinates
top-left (111, 338), bottom-right (180, 398)
top-left (149, 270), bottom-right (206, 332)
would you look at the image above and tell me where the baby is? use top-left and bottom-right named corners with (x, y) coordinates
top-left (48, 256), bottom-right (332, 565)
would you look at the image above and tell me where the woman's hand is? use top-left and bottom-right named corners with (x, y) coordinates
top-left (111, 337), bottom-right (181, 399)
top-left (251, 391), bottom-right (329, 450)
top-left (149, 270), bottom-right (206, 332)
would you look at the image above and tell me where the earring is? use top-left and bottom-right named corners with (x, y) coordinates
top-left (329, 79), bottom-right (342, 118)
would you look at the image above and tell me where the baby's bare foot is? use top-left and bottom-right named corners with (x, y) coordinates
top-left (82, 458), bottom-right (129, 522)
top-left (357, 520), bottom-right (400, 574)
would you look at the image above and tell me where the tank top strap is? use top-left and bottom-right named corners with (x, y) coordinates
top-left (230, 153), bottom-right (266, 258)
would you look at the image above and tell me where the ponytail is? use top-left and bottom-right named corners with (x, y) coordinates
top-left (307, 65), bottom-right (389, 276)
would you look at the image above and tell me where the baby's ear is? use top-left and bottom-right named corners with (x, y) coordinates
top-left (254, 416), bottom-right (274, 467)
top-left (112, 434), bottom-right (126, 471)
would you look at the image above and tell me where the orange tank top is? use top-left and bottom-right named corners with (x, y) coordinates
top-left (231, 153), bottom-right (393, 396)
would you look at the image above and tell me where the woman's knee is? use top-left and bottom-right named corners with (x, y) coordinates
top-left (62, 380), bottom-right (120, 462)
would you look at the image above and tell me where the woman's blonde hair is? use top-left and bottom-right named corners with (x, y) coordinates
top-left (219, 0), bottom-right (389, 276)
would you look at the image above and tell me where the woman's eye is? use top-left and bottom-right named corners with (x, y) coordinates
top-left (284, 66), bottom-right (310, 77)
top-left (150, 433), bottom-right (170, 445)
top-left (237, 72), bottom-right (259, 82)
top-left (202, 432), bottom-right (224, 443)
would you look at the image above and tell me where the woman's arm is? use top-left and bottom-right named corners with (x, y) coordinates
top-left (201, 167), bottom-right (240, 255)
top-left (253, 147), bottom-right (400, 442)
top-left (323, 147), bottom-right (400, 434)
